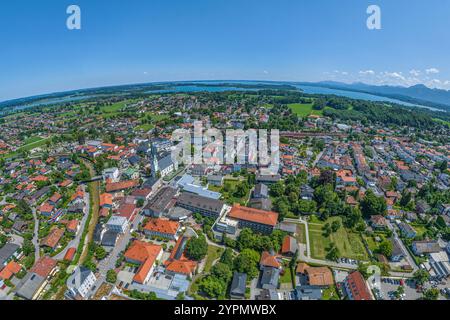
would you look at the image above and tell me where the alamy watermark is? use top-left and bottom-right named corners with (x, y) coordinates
top-left (66, 5), bottom-right (81, 30)
top-left (171, 121), bottom-right (280, 175)
top-left (367, 5), bottom-right (382, 30)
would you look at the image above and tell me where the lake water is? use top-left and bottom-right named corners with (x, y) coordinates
top-left (294, 84), bottom-right (442, 111)
top-left (3, 81), bottom-right (443, 114)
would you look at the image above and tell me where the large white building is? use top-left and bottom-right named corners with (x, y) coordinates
top-left (102, 167), bottom-right (120, 182)
top-left (106, 216), bottom-right (129, 234)
top-left (66, 266), bottom-right (97, 300)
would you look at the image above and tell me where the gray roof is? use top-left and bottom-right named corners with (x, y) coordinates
top-left (16, 273), bottom-right (45, 300)
top-left (295, 285), bottom-right (323, 300)
top-left (391, 238), bottom-right (404, 257)
top-left (260, 266), bottom-right (280, 289)
top-left (67, 266), bottom-right (95, 290)
top-left (253, 183), bottom-right (269, 198)
top-left (144, 186), bottom-right (177, 214)
top-left (176, 192), bottom-right (225, 215)
top-left (256, 174), bottom-right (281, 183)
top-left (101, 230), bottom-right (119, 247)
top-left (230, 272), bottom-right (247, 296)
top-left (207, 175), bottom-right (224, 182)
top-left (413, 241), bottom-right (441, 254)
top-left (0, 243), bottom-right (20, 266)
top-left (248, 198), bottom-right (272, 211)
top-left (158, 153), bottom-right (175, 171)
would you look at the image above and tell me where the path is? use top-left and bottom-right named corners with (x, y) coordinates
top-left (31, 208), bottom-right (40, 262)
top-left (54, 186), bottom-right (90, 260)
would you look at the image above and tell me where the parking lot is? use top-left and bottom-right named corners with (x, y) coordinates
top-left (377, 278), bottom-right (422, 300)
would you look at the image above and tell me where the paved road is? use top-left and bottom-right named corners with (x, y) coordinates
top-left (54, 186), bottom-right (90, 261)
top-left (31, 208), bottom-right (40, 262)
top-left (388, 222), bottom-right (418, 278)
top-left (88, 212), bottom-right (144, 298)
top-left (312, 150), bottom-right (324, 167)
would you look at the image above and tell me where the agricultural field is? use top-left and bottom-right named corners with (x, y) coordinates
top-left (308, 216), bottom-right (369, 261)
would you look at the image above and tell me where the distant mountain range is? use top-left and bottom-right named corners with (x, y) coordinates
top-left (299, 81), bottom-right (450, 110)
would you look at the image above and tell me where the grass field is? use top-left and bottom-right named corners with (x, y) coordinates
top-left (23, 136), bottom-right (44, 145)
top-left (288, 103), bottom-right (323, 117)
top-left (296, 223), bottom-right (307, 244)
top-left (308, 217), bottom-right (369, 261)
top-left (363, 233), bottom-right (387, 252)
top-left (203, 245), bottom-right (224, 273)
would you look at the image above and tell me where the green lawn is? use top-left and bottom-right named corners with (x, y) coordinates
top-left (322, 285), bottom-right (340, 300)
top-left (288, 103), bottom-right (323, 117)
top-left (363, 233), bottom-right (387, 252)
top-left (280, 265), bottom-right (295, 287)
top-left (23, 136), bottom-right (44, 145)
top-left (203, 245), bottom-right (224, 273)
top-left (411, 223), bottom-right (428, 237)
top-left (296, 223), bottom-right (307, 244)
top-left (308, 217), bottom-right (369, 261)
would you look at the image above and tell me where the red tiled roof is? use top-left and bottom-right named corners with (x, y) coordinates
top-left (64, 248), bottom-right (76, 262)
top-left (117, 203), bottom-right (137, 220)
top-left (144, 219), bottom-right (180, 236)
top-left (66, 220), bottom-right (79, 232)
top-left (228, 204), bottom-right (278, 227)
top-left (165, 260), bottom-right (197, 276)
top-left (49, 193), bottom-right (62, 203)
top-left (105, 180), bottom-right (139, 193)
top-left (124, 240), bottom-right (162, 284)
top-left (39, 202), bottom-right (54, 213)
top-left (0, 261), bottom-right (22, 280)
top-left (345, 271), bottom-right (373, 300)
top-left (42, 228), bottom-right (64, 249)
top-left (281, 235), bottom-right (295, 254)
top-left (31, 256), bottom-right (57, 278)
top-left (100, 193), bottom-right (113, 207)
top-left (260, 251), bottom-right (281, 268)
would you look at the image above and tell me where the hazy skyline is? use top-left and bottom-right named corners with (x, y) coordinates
top-left (1, 0), bottom-right (450, 101)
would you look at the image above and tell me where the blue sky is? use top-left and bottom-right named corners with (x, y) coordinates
top-left (0, 0), bottom-right (449, 101)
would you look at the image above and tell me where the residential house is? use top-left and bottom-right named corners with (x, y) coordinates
top-left (230, 272), bottom-right (247, 299)
top-left (398, 222), bottom-right (417, 239)
top-left (281, 235), bottom-right (298, 256)
top-left (16, 257), bottom-right (58, 300)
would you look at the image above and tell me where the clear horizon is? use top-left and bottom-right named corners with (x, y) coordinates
top-left (1, 0), bottom-right (450, 101)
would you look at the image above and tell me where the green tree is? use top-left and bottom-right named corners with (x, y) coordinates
top-left (211, 263), bottom-right (233, 283)
top-left (106, 269), bottom-right (117, 283)
top-left (233, 249), bottom-right (260, 279)
top-left (422, 288), bottom-right (439, 300)
top-left (378, 240), bottom-right (393, 258)
top-left (360, 189), bottom-right (387, 218)
top-left (185, 234), bottom-right (208, 261)
top-left (413, 269), bottom-right (430, 285)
